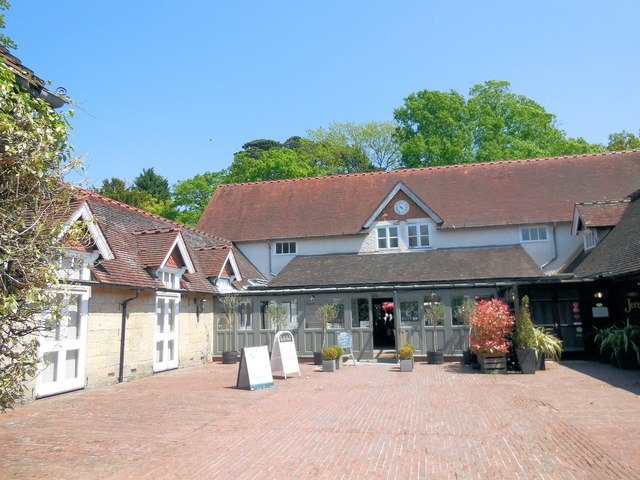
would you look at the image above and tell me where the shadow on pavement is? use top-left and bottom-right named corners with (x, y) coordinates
top-left (562, 360), bottom-right (640, 395)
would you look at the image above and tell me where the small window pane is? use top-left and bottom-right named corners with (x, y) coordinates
top-left (377, 228), bottom-right (387, 249)
top-left (156, 301), bottom-right (164, 334)
top-left (289, 242), bottom-right (296, 254)
top-left (65, 350), bottom-right (79, 379)
top-left (156, 341), bottom-right (164, 363)
top-left (42, 352), bottom-right (58, 383)
top-left (521, 229), bottom-right (530, 241)
top-left (538, 227), bottom-right (547, 240)
top-left (423, 295), bottom-right (444, 326)
top-left (168, 340), bottom-right (175, 361)
top-left (389, 227), bottom-right (398, 248)
top-left (168, 300), bottom-right (176, 332)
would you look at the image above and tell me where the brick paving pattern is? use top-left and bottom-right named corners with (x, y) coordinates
top-left (1, 360), bottom-right (639, 479)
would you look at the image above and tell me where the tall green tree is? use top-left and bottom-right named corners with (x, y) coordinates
top-left (96, 177), bottom-right (155, 208)
top-left (134, 167), bottom-right (170, 201)
top-left (226, 147), bottom-right (321, 183)
top-left (394, 81), bottom-right (601, 167)
top-left (1, 54), bottom-right (81, 410)
top-left (606, 130), bottom-right (640, 151)
top-left (172, 170), bottom-right (226, 225)
top-left (308, 121), bottom-right (401, 171)
top-left (394, 89), bottom-right (472, 167)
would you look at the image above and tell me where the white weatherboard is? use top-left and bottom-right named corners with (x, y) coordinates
top-left (236, 345), bottom-right (274, 390)
top-left (270, 331), bottom-right (301, 379)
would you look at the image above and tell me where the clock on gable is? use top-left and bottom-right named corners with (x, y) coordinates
top-left (393, 200), bottom-right (409, 216)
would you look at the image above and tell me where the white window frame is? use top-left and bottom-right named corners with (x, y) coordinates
top-left (36, 285), bottom-right (91, 398)
top-left (377, 226), bottom-right (399, 250)
top-left (154, 293), bottom-right (180, 372)
top-left (583, 229), bottom-right (598, 251)
top-left (158, 266), bottom-right (185, 290)
top-left (407, 223), bottom-right (430, 248)
top-left (275, 242), bottom-right (297, 255)
top-left (520, 226), bottom-right (548, 243)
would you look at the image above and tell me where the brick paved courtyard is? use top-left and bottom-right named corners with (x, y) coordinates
top-left (1, 360), bottom-right (639, 479)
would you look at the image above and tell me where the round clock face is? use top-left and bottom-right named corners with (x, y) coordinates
top-left (394, 200), bottom-right (409, 215)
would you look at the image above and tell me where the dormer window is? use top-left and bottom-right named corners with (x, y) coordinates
top-left (583, 229), bottom-right (598, 251)
top-left (275, 242), bottom-right (296, 255)
top-left (158, 267), bottom-right (184, 290)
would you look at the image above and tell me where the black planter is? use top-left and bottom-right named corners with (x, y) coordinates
top-left (516, 348), bottom-right (536, 374)
top-left (313, 351), bottom-right (323, 365)
top-left (536, 351), bottom-right (546, 370)
top-left (427, 351), bottom-right (444, 364)
top-left (462, 349), bottom-right (472, 365)
top-left (222, 350), bottom-right (238, 364)
top-left (615, 349), bottom-right (640, 370)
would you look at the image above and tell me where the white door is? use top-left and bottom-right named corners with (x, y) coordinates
top-left (154, 294), bottom-right (180, 372)
top-left (36, 287), bottom-right (90, 398)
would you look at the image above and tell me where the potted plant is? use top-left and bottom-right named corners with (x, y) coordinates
top-left (332, 344), bottom-right (345, 369)
top-left (219, 294), bottom-right (239, 364)
top-left (533, 326), bottom-right (563, 370)
top-left (398, 344), bottom-right (414, 372)
top-left (454, 297), bottom-right (476, 364)
top-left (424, 298), bottom-right (445, 364)
top-left (594, 324), bottom-right (640, 369)
top-left (469, 298), bottom-right (514, 374)
top-left (314, 303), bottom-right (338, 365)
top-left (322, 346), bottom-right (338, 372)
top-left (514, 296), bottom-right (536, 374)
top-left (265, 301), bottom-right (288, 332)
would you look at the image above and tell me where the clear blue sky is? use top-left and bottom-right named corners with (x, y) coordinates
top-left (6, 0), bottom-right (640, 186)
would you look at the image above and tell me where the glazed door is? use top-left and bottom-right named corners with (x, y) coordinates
top-left (154, 294), bottom-right (180, 372)
top-left (36, 287), bottom-right (90, 398)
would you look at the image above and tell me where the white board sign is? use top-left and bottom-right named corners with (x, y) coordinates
top-left (270, 331), bottom-right (301, 379)
top-left (337, 331), bottom-right (352, 349)
top-left (236, 345), bottom-right (274, 390)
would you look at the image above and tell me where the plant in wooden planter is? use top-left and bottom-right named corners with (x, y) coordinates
top-left (314, 303), bottom-right (338, 365)
top-left (424, 297), bottom-right (445, 364)
top-left (469, 299), bottom-right (514, 374)
top-left (514, 296), bottom-right (536, 374)
top-left (398, 344), bottom-right (414, 372)
top-left (219, 294), bottom-right (239, 364)
top-left (322, 346), bottom-right (338, 372)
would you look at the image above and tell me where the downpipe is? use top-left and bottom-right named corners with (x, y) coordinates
top-left (118, 290), bottom-right (141, 383)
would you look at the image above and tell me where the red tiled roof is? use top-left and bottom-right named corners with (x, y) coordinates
top-left (267, 246), bottom-right (544, 289)
top-left (198, 151), bottom-right (640, 241)
top-left (70, 189), bottom-right (264, 293)
top-left (574, 200), bottom-right (629, 228)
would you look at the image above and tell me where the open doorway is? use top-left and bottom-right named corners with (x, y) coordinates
top-left (372, 298), bottom-right (395, 350)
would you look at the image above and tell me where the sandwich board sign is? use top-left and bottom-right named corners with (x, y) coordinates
top-left (270, 330), bottom-right (301, 379)
top-left (236, 345), bottom-right (274, 390)
top-left (336, 331), bottom-right (356, 366)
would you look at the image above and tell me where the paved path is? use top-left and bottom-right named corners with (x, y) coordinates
top-left (1, 360), bottom-right (639, 479)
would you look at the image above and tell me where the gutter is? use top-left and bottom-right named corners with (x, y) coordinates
top-left (118, 290), bottom-right (141, 383)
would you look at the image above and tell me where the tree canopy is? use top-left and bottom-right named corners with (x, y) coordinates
top-left (394, 80), bottom-right (602, 167)
top-left (606, 130), bottom-right (640, 151)
top-left (0, 57), bottom-right (80, 410)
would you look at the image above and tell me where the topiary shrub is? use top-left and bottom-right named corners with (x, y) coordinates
top-left (514, 296), bottom-right (536, 349)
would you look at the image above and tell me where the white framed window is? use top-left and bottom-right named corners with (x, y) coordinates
top-left (275, 242), bottom-right (297, 255)
top-left (584, 229), bottom-right (598, 250)
top-left (521, 226), bottom-right (548, 243)
top-left (377, 226), bottom-right (399, 249)
top-left (154, 293), bottom-right (180, 372)
top-left (158, 267), bottom-right (184, 290)
top-left (407, 224), bottom-right (430, 248)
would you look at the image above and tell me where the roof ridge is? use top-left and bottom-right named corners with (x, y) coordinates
top-left (576, 198), bottom-right (631, 207)
top-left (215, 150), bottom-right (640, 188)
top-left (72, 186), bottom-right (233, 245)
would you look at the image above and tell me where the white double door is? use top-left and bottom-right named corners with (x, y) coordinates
top-left (154, 294), bottom-right (180, 372)
top-left (36, 286), bottom-right (90, 398)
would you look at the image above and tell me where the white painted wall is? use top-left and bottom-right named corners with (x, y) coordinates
top-left (236, 220), bottom-right (582, 278)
